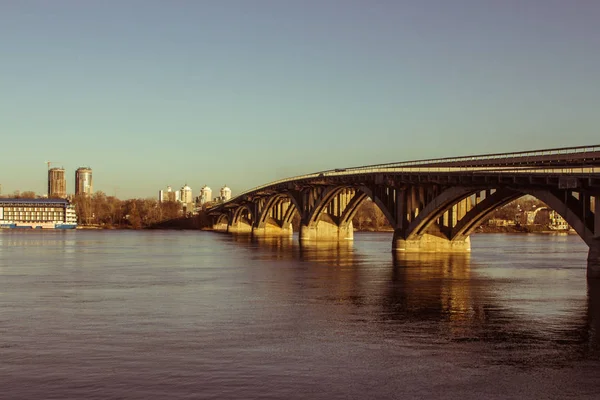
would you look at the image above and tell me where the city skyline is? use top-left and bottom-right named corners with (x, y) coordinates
top-left (0, 163), bottom-right (227, 201)
top-left (2, 1), bottom-right (599, 198)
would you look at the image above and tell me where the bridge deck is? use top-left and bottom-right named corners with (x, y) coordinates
top-left (218, 144), bottom-right (600, 204)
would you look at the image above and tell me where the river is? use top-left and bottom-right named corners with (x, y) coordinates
top-left (1, 230), bottom-right (599, 399)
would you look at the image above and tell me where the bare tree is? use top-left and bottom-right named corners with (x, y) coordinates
top-left (20, 191), bottom-right (36, 199)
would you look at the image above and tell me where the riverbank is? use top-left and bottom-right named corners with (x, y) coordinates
top-left (474, 225), bottom-right (575, 234)
top-left (73, 223), bottom-right (575, 235)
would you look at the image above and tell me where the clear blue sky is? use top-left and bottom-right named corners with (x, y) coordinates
top-left (1, 0), bottom-right (599, 199)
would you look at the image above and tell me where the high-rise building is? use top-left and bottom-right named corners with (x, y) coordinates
top-left (159, 186), bottom-right (178, 202)
top-left (200, 185), bottom-right (212, 205)
top-left (220, 185), bottom-right (232, 201)
top-left (75, 167), bottom-right (93, 196)
top-left (180, 184), bottom-right (193, 204)
top-left (48, 168), bottom-right (66, 199)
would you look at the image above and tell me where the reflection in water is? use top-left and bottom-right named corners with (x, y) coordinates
top-left (230, 234), bottom-right (360, 266)
top-left (228, 233), bottom-right (600, 365)
top-left (384, 252), bottom-right (549, 364)
top-left (2, 231), bottom-right (600, 399)
top-left (586, 280), bottom-right (600, 355)
top-left (244, 236), bottom-right (367, 307)
top-left (388, 253), bottom-right (479, 334)
top-left (0, 229), bottom-right (72, 248)
top-left (297, 240), bottom-right (356, 266)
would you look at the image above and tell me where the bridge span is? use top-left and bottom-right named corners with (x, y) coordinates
top-left (208, 145), bottom-right (600, 278)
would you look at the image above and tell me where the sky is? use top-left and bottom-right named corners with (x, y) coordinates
top-left (1, 0), bottom-right (599, 199)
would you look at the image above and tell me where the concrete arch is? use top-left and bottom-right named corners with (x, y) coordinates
top-left (215, 213), bottom-right (229, 226)
top-left (528, 189), bottom-right (595, 247)
top-left (305, 186), bottom-right (355, 228)
top-left (299, 186), bottom-right (360, 241)
top-left (400, 186), bottom-right (594, 249)
top-left (405, 187), bottom-right (474, 240)
top-left (282, 200), bottom-right (299, 226)
top-left (451, 188), bottom-right (521, 240)
top-left (231, 204), bottom-right (253, 225)
top-left (213, 213), bottom-right (230, 232)
top-left (256, 193), bottom-right (301, 229)
top-left (356, 186), bottom-right (397, 228)
top-left (338, 190), bottom-right (370, 228)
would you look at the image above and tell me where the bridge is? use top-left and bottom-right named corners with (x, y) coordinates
top-left (208, 145), bottom-right (600, 278)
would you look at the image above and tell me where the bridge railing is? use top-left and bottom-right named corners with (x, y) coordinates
top-left (219, 145), bottom-right (600, 204)
top-left (322, 165), bottom-right (600, 175)
top-left (332, 144), bottom-right (600, 170)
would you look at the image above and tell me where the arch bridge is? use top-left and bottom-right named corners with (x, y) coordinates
top-left (209, 145), bottom-right (600, 277)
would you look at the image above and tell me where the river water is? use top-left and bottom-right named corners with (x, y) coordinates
top-left (0, 230), bottom-right (599, 399)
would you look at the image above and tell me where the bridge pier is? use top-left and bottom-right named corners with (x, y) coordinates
top-left (213, 222), bottom-right (229, 232)
top-left (252, 222), bottom-right (293, 237)
top-left (299, 218), bottom-right (354, 242)
top-left (392, 230), bottom-right (471, 253)
top-left (589, 243), bottom-right (600, 279)
top-left (228, 222), bottom-right (253, 234)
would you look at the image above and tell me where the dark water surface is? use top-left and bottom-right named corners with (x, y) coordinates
top-left (1, 230), bottom-right (599, 399)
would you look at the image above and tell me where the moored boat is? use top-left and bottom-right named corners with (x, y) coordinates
top-left (0, 198), bottom-right (78, 229)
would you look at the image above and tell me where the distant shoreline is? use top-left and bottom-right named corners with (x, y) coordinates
top-left (473, 225), bottom-right (576, 235)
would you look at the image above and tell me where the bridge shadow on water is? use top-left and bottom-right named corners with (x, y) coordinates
top-left (220, 233), bottom-right (600, 366)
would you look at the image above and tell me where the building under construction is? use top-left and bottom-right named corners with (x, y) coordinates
top-left (48, 168), bottom-right (66, 199)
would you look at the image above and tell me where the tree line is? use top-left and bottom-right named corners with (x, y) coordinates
top-left (72, 192), bottom-right (183, 229)
top-left (2, 190), bottom-right (206, 229)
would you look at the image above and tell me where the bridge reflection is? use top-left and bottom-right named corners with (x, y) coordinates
top-left (230, 234), bottom-right (358, 266)
top-left (586, 280), bottom-right (600, 355)
top-left (222, 233), bottom-right (600, 363)
top-left (387, 252), bottom-right (478, 330)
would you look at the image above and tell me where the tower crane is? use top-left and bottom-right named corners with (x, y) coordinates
top-left (46, 161), bottom-right (60, 170)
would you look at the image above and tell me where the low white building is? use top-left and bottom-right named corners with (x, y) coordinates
top-left (549, 210), bottom-right (570, 231)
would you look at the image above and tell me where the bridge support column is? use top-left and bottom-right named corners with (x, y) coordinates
top-left (252, 223), bottom-right (293, 237)
top-left (589, 198), bottom-right (600, 278)
top-left (589, 242), bottom-right (600, 279)
top-left (392, 230), bottom-right (471, 253)
top-left (228, 222), bottom-right (253, 234)
top-left (299, 220), bottom-right (354, 242)
top-left (213, 222), bottom-right (229, 232)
